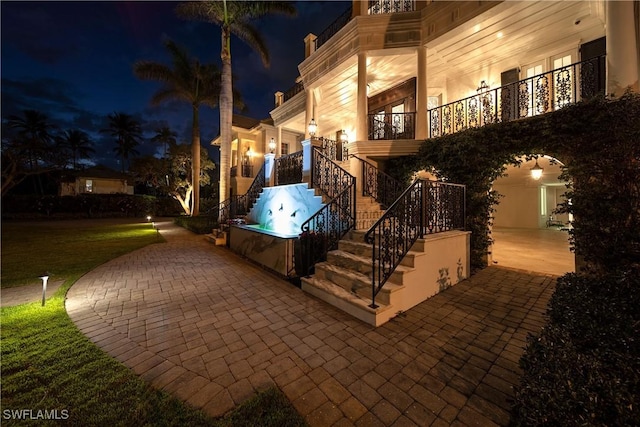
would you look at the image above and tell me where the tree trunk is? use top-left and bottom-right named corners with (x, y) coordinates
top-left (191, 105), bottom-right (201, 216)
top-left (219, 24), bottom-right (233, 221)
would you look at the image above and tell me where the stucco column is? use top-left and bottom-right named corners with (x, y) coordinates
top-left (356, 52), bottom-right (368, 141)
top-left (264, 153), bottom-right (275, 187)
top-left (305, 88), bottom-right (314, 139)
top-left (276, 126), bottom-right (283, 158)
top-left (416, 45), bottom-right (428, 140)
top-left (606, 0), bottom-right (640, 96)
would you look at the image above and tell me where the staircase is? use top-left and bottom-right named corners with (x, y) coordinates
top-left (301, 229), bottom-right (431, 326)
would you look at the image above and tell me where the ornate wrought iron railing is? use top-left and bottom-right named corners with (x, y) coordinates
top-left (312, 146), bottom-right (354, 199)
top-left (368, 112), bottom-right (416, 140)
top-left (365, 180), bottom-right (465, 308)
top-left (297, 148), bottom-right (356, 276)
top-left (352, 155), bottom-right (405, 208)
top-left (428, 55), bottom-right (606, 138)
top-left (314, 6), bottom-right (353, 51)
top-left (368, 0), bottom-right (416, 14)
top-left (318, 137), bottom-right (349, 162)
top-left (283, 81), bottom-right (304, 103)
top-left (215, 163), bottom-right (266, 225)
top-left (275, 150), bottom-right (303, 185)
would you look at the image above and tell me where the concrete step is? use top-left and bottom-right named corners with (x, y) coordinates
top-left (300, 276), bottom-right (399, 326)
top-left (313, 262), bottom-right (403, 306)
top-left (326, 249), bottom-right (414, 284)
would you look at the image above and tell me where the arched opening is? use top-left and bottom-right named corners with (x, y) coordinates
top-left (490, 155), bottom-right (574, 275)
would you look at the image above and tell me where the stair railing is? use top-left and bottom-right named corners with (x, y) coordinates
top-left (365, 179), bottom-right (465, 308)
top-left (215, 163), bottom-right (266, 225)
top-left (275, 150), bottom-right (303, 185)
top-left (351, 155), bottom-right (405, 208)
top-left (296, 147), bottom-right (356, 276)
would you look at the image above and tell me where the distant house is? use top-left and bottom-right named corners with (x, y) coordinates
top-left (60, 165), bottom-right (134, 196)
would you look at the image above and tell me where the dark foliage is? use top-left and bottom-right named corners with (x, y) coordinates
top-left (173, 215), bottom-right (219, 234)
top-left (511, 269), bottom-right (640, 426)
top-left (1, 194), bottom-right (181, 219)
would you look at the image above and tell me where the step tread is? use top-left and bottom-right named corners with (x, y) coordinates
top-left (315, 262), bottom-right (405, 292)
top-left (301, 276), bottom-right (395, 314)
top-left (329, 249), bottom-right (414, 273)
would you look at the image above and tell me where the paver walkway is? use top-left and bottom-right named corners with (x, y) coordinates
top-left (66, 220), bottom-right (556, 426)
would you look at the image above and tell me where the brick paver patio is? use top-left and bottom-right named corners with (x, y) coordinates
top-left (66, 220), bottom-right (555, 426)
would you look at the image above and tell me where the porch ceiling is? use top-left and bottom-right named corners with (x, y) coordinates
top-left (288, 0), bottom-right (605, 139)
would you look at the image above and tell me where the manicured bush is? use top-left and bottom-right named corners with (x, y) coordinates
top-left (173, 215), bottom-right (219, 234)
top-left (511, 268), bottom-right (640, 426)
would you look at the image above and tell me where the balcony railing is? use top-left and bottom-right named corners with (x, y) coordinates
top-left (368, 0), bottom-right (416, 14)
top-left (368, 112), bottom-right (416, 140)
top-left (319, 137), bottom-right (349, 162)
top-left (428, 55), bottom-right (606, 138)
top-left (314, 6), bottom-right (353, 51)
top-left (283, 81), bottom-right (304, 103)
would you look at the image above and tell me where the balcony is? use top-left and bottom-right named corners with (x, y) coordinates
top-left (368, 112), bottom-right (416, 140)
top-left (314, 6), bottom-right (352, 51)
top-left (428, 55), bottom-right (606, 138)
top-left (283, 81), bottom-right (304, 103)
top-left (368, 0), bottom-right (416, 15)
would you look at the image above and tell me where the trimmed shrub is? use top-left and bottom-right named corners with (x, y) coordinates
top-left (173, 215), bottom-right (219, 234)
top-left (511, 269), bottom-right (640, 426)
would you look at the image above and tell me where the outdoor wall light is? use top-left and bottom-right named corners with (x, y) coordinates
top-left (246, 147), bottom-right (253, 157)
top-left (308, 118), bottom-right (317, 137)
top-left (340, 130), bottom-right (348, 143)
top-left (40, 273), bottom-right (49, 306)
top-left (530, 158), bottom-right (544, 180)
top-left (268, 137), bottom-right (276, 153)
top-left (477, 80), bottom-right (489, 93)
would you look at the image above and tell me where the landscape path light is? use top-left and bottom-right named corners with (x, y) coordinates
top-left (40, 273), bottom-right (49, 306)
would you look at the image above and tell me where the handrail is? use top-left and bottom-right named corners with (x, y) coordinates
top-left (318, 137), bottom-right (349, 162)
top-left (295, 147), bottom-right (356, 277)
top-left (283, 81), bottom-right (304, 103)
top-left (428, 55), bottom-right (606, 138)
top-left (314, 6), bottom-right (353, 51)
top-left (365, 179), bottom-right (465, 308)
top-left (368, 112), bottom-right (415, 140)
top-left (275, 150), bottom-right (303, 185)
top-left (297, 183), bottom-right (356, 277)
top-left (311, 146), bottom-right (353, 199)
top-left (350, 154), bottom-right (404, 208)
top-left (215, 163), bottom-right (266, 225)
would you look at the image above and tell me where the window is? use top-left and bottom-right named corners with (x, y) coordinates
top-left (391, 103), bottom-right (405, 135)
top-left (281, 143), bottom-right (289, 156)
top-left (521, 63), bottom-right (545, 117)
top-left (85, 179), bottom-right (93, 193)
top-left (374, 110), bottom-right (385, 139)
top-left (552, 54), bottom-right (573, 109)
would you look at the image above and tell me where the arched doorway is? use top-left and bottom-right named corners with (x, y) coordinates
top-left (490, 156), bottom-right (574, 275)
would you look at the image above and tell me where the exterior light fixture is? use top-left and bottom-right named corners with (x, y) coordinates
top-left (40, 273), bottom-right (49, 306)
top-left (268, 137), bottom-right (276, 153)
top-left (308, 118), bottom-right (317, 137)
top-left (477, 80), bottom-right (489, 94)
top-left (530, 158), bottom-right (544, 180)
top-left (246, 147), bottom-right (253, 158)
top-left (340, 130), bottom-right (348, 144)
top-left (147, 215), bottom-right (152, 222)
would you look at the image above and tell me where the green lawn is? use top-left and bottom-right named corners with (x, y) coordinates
top-left (1, 219), bottom-right (306, 426)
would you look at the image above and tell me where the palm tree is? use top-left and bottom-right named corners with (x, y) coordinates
top-left (7, 109), bottom-right (56, 170)
top-left (176, 0), bottom-right (296, 211)
top-left (56, 129), bottom-right (95, 169)
top-left (101, 112), bottom-right (143, 173)
top-left (134, 39), bottom-right (224, 216)
top-left (150, 125), bottom-right (177, 158)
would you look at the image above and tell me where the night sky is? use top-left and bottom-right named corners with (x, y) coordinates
top-left (1, 1), bottom-right (351, 169)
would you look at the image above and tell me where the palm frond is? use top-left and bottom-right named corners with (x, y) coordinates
top-left (230, 21), bottom-right (270, 66)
